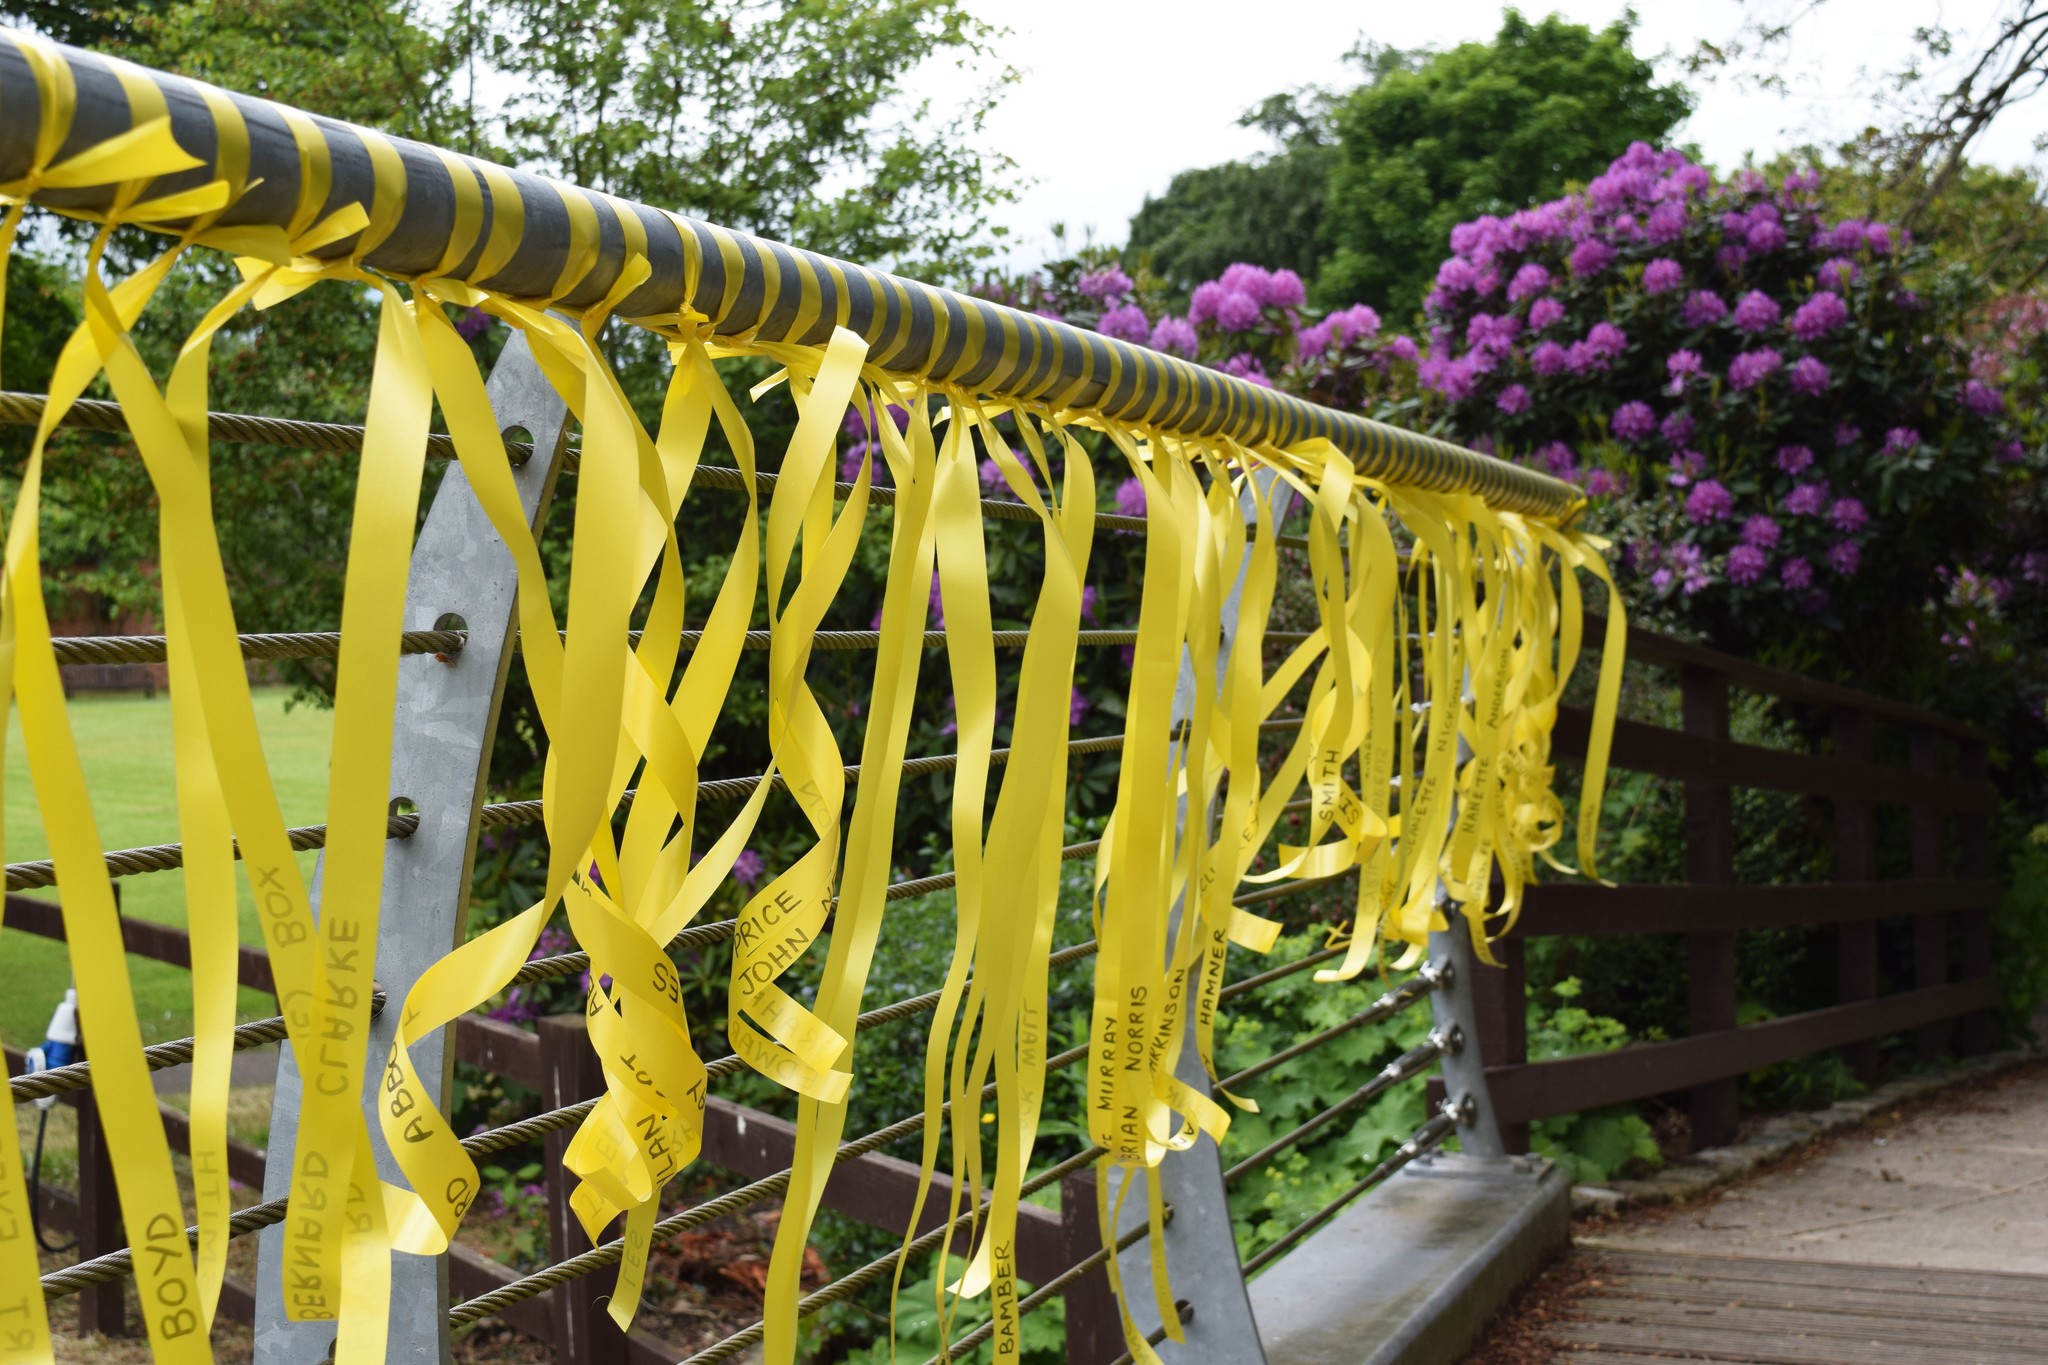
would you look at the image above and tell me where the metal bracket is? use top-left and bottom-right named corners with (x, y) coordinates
top-left (1424, 923), bottom-right (1506, 1158)
top-left (255, 334), bottom-right (571, 1364)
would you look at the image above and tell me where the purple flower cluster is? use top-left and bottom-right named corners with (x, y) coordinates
top-left (1727, 543), bottom-right (1768, 585)
top-left (1221, 352), bottom-right (1274, 387)
top-left (1114, 477), bottom-right (1147, 518)
top-left (1817, 258), bottom-right (1858, 291)
top-left (1215, 291), bottom-right (1262, 331)
top-left (732, 848), bottom-right (765, 889)
top-left (1741, 514), bottom-right (1781, 549)
top-left (1029, 257), bottom-right (1423, 429)
top-left (1570, 238), bottom-right (1617, 278)
top-left (1789, 355), bottom-right (1831, 395)
top-left (1077, 266), bottom-right (1134, 304)
top-left (1099, 304), bottom-right (1151, 344)
top-left (1150, 315), bottom-right (1199, 358)
top-left (1789, 291), bottom-right (1847, 341)
top-left (1685, 479), bottom-right (1733, 523)
top-left (1189, 262), bottom-right (1306, 333)
top-left (1963, 380), bottom-right (2005, 417)
top-left (1611, 401), bottom-right (1655, 441)
top-left (1680, 291), bottom-right (1726, 328)
top-left (1507, 263), bottom-right (1552, 302)
top-left (1727, 348), bottom-right (1782, 390)
top-left (1784, 483), bottom-right (1829, 517)
top-left (1642, 259), bottom-right (1684, 294)
top-left (1298, 303), bottom-right (1382, 358)
top-left (1732, 290), bottom-right (1781, 332)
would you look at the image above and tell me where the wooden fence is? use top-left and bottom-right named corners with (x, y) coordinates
top-left (1447, 615), bottom-right (1998, 1153)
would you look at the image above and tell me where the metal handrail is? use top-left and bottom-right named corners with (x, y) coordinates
top-left (0, 29), bottom-right (1578, 522)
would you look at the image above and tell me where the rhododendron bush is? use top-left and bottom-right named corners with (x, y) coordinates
top-left (979, 143), bottom-right (2046, 717)
top-left (958, 140), bottom-right (2048, 1171)
top-left (1418, 142), bottom-right (2041, 686)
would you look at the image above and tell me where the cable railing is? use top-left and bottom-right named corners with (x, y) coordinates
top-left (449, 928), bottom-right (1452, 1348)
top-left (39, 624), bottom-right (1313, 668)
top-left (10, 631), bottom-right (1489, 1365)
top-left (26, 856), bottom-right (1464, 1365)
top-left (0, 389), bottom-right (1328, 552)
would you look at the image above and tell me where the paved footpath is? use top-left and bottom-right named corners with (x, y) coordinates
top-left (1511, 1059), bottom-right (2048, 1364)
top-left (1590, 1058), bottom-right (2048, 1271)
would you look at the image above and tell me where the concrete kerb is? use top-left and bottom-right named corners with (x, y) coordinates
top-left (1569, 1046), bottom-right (2043, 1217)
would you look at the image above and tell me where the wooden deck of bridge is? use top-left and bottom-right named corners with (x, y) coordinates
top-left (1491, 1058), bottom-right (2048, 1365)
top-left (1545, 1248), bottom-right (2048, 1364)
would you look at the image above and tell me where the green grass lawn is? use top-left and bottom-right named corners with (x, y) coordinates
top-left (0, 689), bottom-right (332, 1048)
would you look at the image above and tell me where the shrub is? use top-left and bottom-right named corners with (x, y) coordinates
top-left (1413, 142), bottom-right (2035, 697)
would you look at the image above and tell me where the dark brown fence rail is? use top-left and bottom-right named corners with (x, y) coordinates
top-left (1450, 614), bottom-right (1997, 1153)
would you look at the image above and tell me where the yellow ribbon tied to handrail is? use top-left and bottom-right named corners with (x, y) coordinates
top-left (0, 37), bottom-right (1628, 1365)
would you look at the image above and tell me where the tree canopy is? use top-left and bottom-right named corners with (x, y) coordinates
top-left (1125, 92), bottom-right (1339, 306)
top-left (56, 0), bottom-right (1018, 276)
top-left (1317, 10), bottom-right (1692, 321)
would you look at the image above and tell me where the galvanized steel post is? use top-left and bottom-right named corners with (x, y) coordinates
top-left (255, 336), bottom-right (571, 1363)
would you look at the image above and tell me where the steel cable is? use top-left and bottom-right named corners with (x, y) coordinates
top-left (446, 1035), bottom-right (1098, 1326)
top-left (0, 391), bottom-right (1312, 549)
top-left (4, 717), bottom-right (1305, 891)
top-left (39, 1023), bottom-right (1098, 1303)
top-left (1212, 964), bottom-right (1443, 1095)
top-left (16, 788), bottom-right (1326, 1108)
top-left (40, 626), bottom-right (1304, 668)
top-left (34, 801), bottom-right (1357, 1300)
top-left (1221, 1033), bottom-right (1449, 1186)
top-left (7, 993), bottom-right (385, 1104)
top-left (912, 1215), bottom-right (1161, 1365)
top-left (680, 1144), bottom-right (1111, 1365)
top-left (505, 834), bottom-right (1118, 992)
top-left (479, 861), bottom-right (1363, 1165)
top-left (457, 899), bottom-right (1361, 1325)
top-left (1104, 1300), bottom-right (1197, 1365)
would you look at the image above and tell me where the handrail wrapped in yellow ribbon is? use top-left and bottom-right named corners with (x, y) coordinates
top-left (0, 25), bottom-right (1623, 1365)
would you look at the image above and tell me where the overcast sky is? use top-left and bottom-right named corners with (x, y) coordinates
top-left (939, 0), bottom-right (2048, 265)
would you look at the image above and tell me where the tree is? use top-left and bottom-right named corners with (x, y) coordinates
top-left (1126, 91), bottom-right (1341, 304)
top-left (114, 0), bottom-right (467, 142)
top-left (1316, 9), bottom-right (1691, 322)
top-left (0, 0), bottom-right (168, 51)
top-left (82, 0), bottom-right (1019, 276)
top-left (484, 0), bottom-right (1018, 277)
top-left (1688, 2), bottom-right (2048, 240)
top-left (0, 0), bottom-right (1022, 643)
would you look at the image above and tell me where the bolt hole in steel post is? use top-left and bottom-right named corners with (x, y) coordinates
top-left (500, 424), bottom-right (535, 467)
top-left (432, 612), bottom-right (470, 663)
